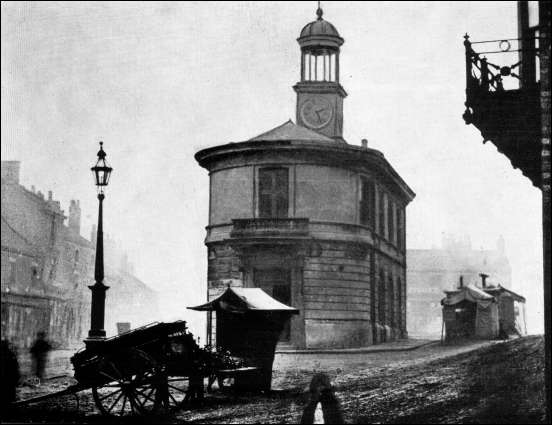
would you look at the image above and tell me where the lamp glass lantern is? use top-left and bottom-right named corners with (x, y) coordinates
top-left (91, 142), bottom-right (112, 193)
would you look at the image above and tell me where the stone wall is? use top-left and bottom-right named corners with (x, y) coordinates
top-left (205, 239), bottom-right (406, 349)
top-left (1, 292), bottom-right (89, 349)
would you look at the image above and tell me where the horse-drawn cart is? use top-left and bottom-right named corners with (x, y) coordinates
top-left (12, 320), bottom-right (245, 416)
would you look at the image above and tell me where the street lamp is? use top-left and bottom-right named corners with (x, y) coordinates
top-left (86, 142), bottom-right (113, 345)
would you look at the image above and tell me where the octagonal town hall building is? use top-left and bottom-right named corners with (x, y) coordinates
top-left (195, 6), bottom-right (415, 349)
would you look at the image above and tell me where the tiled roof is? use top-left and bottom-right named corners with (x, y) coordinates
top-left (247, 120), bottom-right (338, 143)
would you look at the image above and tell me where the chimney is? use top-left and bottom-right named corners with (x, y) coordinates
top-left (480, 273), bottom-right (489, 288)
top-left (1, 161), bottom-right (21, 185)
top-left (459, 275), bottom-right (464, 288)
top-left (31, 185), bottom-right (36, 193)
top-left (361, 139), bottom-right (368, 149)
top-left (48, 190), bottom-right (53, 201)
top-left (68, 199), bottom-right (81, 236)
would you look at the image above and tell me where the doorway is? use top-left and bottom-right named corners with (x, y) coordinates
top-left (253, 268), bottom-right (292, 341)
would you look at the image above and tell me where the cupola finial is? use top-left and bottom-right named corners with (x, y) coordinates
top-left (316, 1), bottom-right (323, 20)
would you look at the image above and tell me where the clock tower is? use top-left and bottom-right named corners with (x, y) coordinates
top-left (294, 6), bottom-right (347, 142)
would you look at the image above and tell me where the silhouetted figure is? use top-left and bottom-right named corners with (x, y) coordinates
top-left (184, 374), bottom-right (204, 406)
top-left (301, 373), bottom-right (344, 424)
top-left (1, 340), bottom-right (20, 408)
top-left (30, 332), bottom-right (51, 383)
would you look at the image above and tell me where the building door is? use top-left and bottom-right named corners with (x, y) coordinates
top-left (254, 268), bottom-right (292, 341)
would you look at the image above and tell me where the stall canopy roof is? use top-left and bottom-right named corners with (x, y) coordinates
top-left (442, 284), bottom-right (495, 307)
top-left (187, 287), bottom-right (299, 314)
top-left (484, 284), bottom-right (526, 303)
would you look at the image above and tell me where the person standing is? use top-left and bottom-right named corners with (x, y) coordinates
top-left (0, 339), bottom-right (20, 408)
top-left (29, 332), bottom-right (51, 383)
top-left (301, 373), bottom-right (344, 424)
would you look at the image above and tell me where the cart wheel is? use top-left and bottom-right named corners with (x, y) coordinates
top-left (159, 375), bottom-right (189, 410)
top-left (92, 349), bottom-right (163, 416)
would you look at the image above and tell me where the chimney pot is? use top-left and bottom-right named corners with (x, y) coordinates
top-left (479, 273), bottom-right (488, 288)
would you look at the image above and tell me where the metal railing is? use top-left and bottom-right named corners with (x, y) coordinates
top-left (464, 34), bottom-right (539, 92)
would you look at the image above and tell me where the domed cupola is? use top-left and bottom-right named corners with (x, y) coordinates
top-left (294, 4), bottom-right (347, 142)
top-left (298, 6), bottom-right (343, 51)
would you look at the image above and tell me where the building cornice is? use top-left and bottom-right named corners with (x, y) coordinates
top-left (195, 140), bottom-right (415, 202)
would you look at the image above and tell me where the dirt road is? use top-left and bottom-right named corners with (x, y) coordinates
top-left (3, 336), bottom-right (546, 424)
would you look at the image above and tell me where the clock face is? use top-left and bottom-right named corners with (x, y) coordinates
top-left (300, 97), bottom-right (333, 129)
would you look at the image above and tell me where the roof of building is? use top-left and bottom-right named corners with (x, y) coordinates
top-left (298, 7), bottom-right (343, 47)
top-left (188, 287), bottom-right (299, 313)
top-left (247, 120), bottom-right (338, 143)
top-left (484, 284), bottom-right (525, 303)
top-left (408, 247), bottom-right (510, 273)
top-left (1, 215), bottom-right (38, 256)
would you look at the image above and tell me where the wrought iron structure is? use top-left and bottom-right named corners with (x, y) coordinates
top-left (87, 142), bottom-right (113, 344)
top-left (462, 34), bottom-right (541, 187)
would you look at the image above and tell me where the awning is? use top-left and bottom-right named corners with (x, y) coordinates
top-left (441, 284), bottom-right (495, 308)
top-left (187, 287), bottom-right (299, 314)
top-left (484, 285), bottom-right (526, 303)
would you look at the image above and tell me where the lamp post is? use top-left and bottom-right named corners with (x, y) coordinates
top-left (86, 142), bottom-right (113, 346)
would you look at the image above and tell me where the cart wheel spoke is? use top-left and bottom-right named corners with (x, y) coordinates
top-left (106, 391), bottom-right (125, 414)
top-left (134, 387), bottom-right (157, 405)
top-left (99, 370), bottom-right (120, 383)
top-left (168, 383), bottom-right (188, 393)
top-left (119, 394), bottom-right (128, 415)
top-left (93, 349), bottom-right (161, 416)
top-left (98, 388), bottom-right (123, 402)
top-left (168, 392), bottom-right (179, 406)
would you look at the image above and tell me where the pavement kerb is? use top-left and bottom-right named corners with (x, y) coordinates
top-left (275, 340), bottom-right (440, 355)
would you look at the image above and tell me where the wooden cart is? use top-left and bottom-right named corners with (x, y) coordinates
top-left (13, 320), bottom-right (246, 416)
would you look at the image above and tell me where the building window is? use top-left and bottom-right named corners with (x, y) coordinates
top-left (9, 258), bottom-right (17, 285)
top-left (31, 266), bottom-right (38, 282)
top-left (378, 269), bottom-right (386, 324)
top-left (397, 207), bottom-right (404, 250)
top-left (360, 177), bottom-right (375, 227)
top-left (397, 277), bottom-right (402, 329)
top-left (387, 200), bottom-right (395, 244)
top-left (379, 191), bottom-right (386, 237)
top-left (258, 168), bottom-right (289, 218)
top-left (388, 274), bottom-right (395, 327)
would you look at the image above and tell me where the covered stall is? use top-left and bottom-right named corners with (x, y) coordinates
top-left (483, 284), bottom-right (526, 336)
top-left (441, 284), bottom-right (499, 341)
top-left (188, 287), bottom-right (299, 392)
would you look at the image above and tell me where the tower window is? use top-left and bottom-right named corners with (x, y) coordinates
top-left (301, 49), bottom-right (338, 83)
top-left (258, 168), bottom-right (289, 218)
top-left (360, 177), bottom-right (375, 227)
top-left (379, 191), bottom-right (386, 237)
